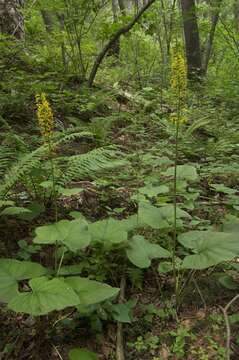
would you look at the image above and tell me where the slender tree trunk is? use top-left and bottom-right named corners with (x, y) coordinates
top-left (180, 0), bottom-right (202, 79)
top-left (202, 0), bottom-right (222, 73)
top-left (88, 0), bottom-right (156, 86)
top-left (41, 10), bottom-right (54, 33)
top-left (118, 0), bottom-right (127, 15)
top-left (234, 0), bottom-right (239, 32)
top-left (0, 0), bottom-right (24, 39)
top-left (57, 13), bottom-right (67, 71)
top-left (110, 0), bottom-right (120, 57)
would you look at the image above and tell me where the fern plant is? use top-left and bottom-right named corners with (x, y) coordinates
top-left (0, 128), bottom-right (126, 204)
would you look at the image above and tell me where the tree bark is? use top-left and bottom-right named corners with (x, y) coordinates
top-left (180, 0), bottom-right (202, 79)
top-left (88, 0), bottom-right (157, 87)
top-left (202, 0), bottom-right (222, 73)
top-left (118, 0), bottom-right (127, 15)
top-left (234, 0), bottom-right (239, 32)
top-left (41, 10), bottom-right (54, 33)
top-left (0, 0), bottom-right (24, 39)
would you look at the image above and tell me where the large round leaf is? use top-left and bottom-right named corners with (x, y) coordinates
top-left (8, 277), bottom-right (80, 316)
top-left (138, 202), bottom-right (190, 230)
top-left (34, 219), bottom-right (91, 252)
top-left (126, 235), bottom-right (171, 268)
top-left (89, 218), bottom-right (128, 244)
top-left (34, 220), bottom-right (70, 244)
top-left (178, 231), bottom-right (239, 269)
top-left (163, 165), bottom-right (198, 181)
top-left (0, 259), bottom-right (47, 302)
top-left (65, 277), bottom-right (119, 306)
top-left (64, 220), bottom-right (91, 252)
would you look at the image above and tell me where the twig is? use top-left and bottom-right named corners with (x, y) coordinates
top-left (116, 276), bottom-right (126, 360)
top-left (52, 344), bottom-right (64, 360)
top-left (219, 294), bottom-right (239, 360)
top-left (192, 278), bottom-right (207, 312)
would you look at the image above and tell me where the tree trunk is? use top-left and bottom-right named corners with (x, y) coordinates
top-left (202, 0), bottom-right (222, 73)
top-left (0, 0), bottom-right (24, 39)
top-left (41, 10), bottom-right (54, 33)
top-left (110, 0), bottom-right (120, 57)
top-left (88, 0), bottom-right (156, 87)
top-left (234, 0), bottom-right (239, 32)
top-left (180, 0), bottom-right (202, 79)
top-left (118, 0), bottom-right (127, 15)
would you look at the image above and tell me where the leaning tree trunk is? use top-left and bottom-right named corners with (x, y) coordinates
top-left (0, 0), bottom-right (24, 39)
top-left (88, 0), bottom-right (156, 86)
top-left (180, 0), bottom-right (202, 80)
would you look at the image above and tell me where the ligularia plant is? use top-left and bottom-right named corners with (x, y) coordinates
top-left (36, 93), bottom-right (58, 221)
top-left (170, 46), bottom-right (188, 303)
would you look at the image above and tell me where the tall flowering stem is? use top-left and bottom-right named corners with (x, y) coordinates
top-left (36, 93), bottom-right (58, 220)
top-left (170, 48), bottom-right (187, 306)
top-left (36, 93), bottom-right (59, 271)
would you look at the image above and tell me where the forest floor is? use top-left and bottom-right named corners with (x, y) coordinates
top-left (1, 82), bottom-right (239, 360)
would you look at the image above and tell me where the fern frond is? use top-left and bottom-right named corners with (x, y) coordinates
top-left (0, 145), bottom-right (17, 179)
top-left (0, 144), bottom-right (48, 196)
top-left (184, 117), bottom-right (211, 138)
top-left (59, 146), bottom-right (127, 183)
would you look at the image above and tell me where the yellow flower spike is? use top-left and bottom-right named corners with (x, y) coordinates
top-left (170, 47), bottom-right (188, 125)
top-left (36, 93), bottom-right (54, 140)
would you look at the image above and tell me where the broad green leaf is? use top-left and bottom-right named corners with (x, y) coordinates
top-left (69, 348), bottom-right (98, 360)
top-left (64, 220), bottom-right (91, 252)
top-left (211, 184), bottom-right (237, 195)
top-left (218, 274), bottom-right (238, 290)
top-left (34, 219), bottom-right (91, 252)
top-left (138, 202), bottom-right (190, 230)
top-left (138, 203), bottom-right (168, 229)
top-left (0, 207), bottom-right (32, 216)
top-left (58, 265), bottom-right (84, 276)
top-left (34, 220), bottom-right (70, 244)
top-left (163, 165), bottom-right (198, 181)
top-left (65, 277), bottom-right (119, 306)
top-left (178, 231), bottom-right (239, 269)
top-left (222, 215), bottom-right (239, 233)
top-left (89, 218), bottom-right (128, 244)
top-left (0, 259), bottom-right (47, 302)
top-left (126, 235), bottom-right (171, 269)
top-left (138, 185), bottom-right (169, 197)
top-left (8, 277), bottom-right (79, 316)
top-left (58, 187), bottom-right (84, 197)
top-left (111, 300), bottom-right (136, 323)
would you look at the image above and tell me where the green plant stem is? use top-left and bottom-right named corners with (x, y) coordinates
top-left (56, 250), bottom-right (65, 277)
top-left (173, 121), bottom-right (179, 305)
top-left (48, 140), bottom-right (58, 272)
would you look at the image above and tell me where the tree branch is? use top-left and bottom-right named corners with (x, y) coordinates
top-left (88, 0), bottom-right (157, 87)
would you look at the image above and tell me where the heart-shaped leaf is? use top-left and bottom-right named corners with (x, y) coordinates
top-left (126, 235), bottom-right (171, 268)
top-left (89, 218), bottom-right (128, 244)
top-left (178, 231), bottom-right (239, 269)
top-left (34, 219), bottom-right (91, 252)
top-left (0, 259), bottom-right (47, 302)
top-left (163, 165), bottom-right (198, 181)
top-left (138, 185), bottom-right (169, 197)
top-left (138, 202), bottom-right (190, 230)
top-left (8, 277), bottom-right (80, 315)
top-left (65, 277), bottom-right (119, 306)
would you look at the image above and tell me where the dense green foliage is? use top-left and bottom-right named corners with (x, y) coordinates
top-left (1, 0), bottom-right (239, 359)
